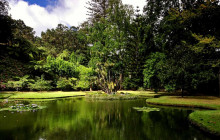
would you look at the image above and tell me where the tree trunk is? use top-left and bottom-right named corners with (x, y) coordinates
top-left (119, 73), bottom-right (122, 90)
top-left (181, 79), bottom-right (184, 98)
top-left (181, 87), bottom-right (184, 98)
top-left (219, 67), bottom-right (220, 97)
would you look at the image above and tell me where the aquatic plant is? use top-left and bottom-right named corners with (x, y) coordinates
top-left (0, 104), bottom-right (46, 111)
top-left (133, 107), bottom-right (160, 112)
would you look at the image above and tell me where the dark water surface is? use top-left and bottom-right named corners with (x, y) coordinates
top-left (0, 98), bottom-right (212, 140)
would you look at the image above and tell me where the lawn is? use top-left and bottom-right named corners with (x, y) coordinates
top-left (0, 93), bottom-right (13, 99)
top-left (146, 96), bottom-right (220, 109)
top-left (189, 110), bottom-right (220, 136)
top-left (0, 90), bottom-right (161, 100)
top-left (118, 90), bottom-right (163, 98)
top-left (85, 90), bottom-right (163, 100)
top-left (85, 92), bottom-right (139, 100)
top-left (146, 95), bottom-right (220, 136)
top-left (2, 91), bottom-right (86, 99)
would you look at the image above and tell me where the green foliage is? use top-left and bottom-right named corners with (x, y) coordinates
top-left (75, 65), bottom-right (96, 90)
top-left (7, 75), bottom-right (33, 91)
top-left (29, 75), bottom-right (52, 91)
top-left (164, 84), bottom-right (176, 93)
top-left (44, 53), bottom-right (79, 78)
top-left (143, 52), bottom-right (166, 90)
top-left (122, 77), bottom-right (140, 90)
top-left (41, 24), bottom-right (79, 56)
top-left (137, 87), bottom-right (145, 91)
top-left (1, 0), bottom-right (220, 95)
top-left (57, 77), bottom-right (77, 91)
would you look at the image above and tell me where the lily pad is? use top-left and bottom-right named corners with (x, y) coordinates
top-left (133, 107), bottom-right (160, 112)
top-left (0, 104), bottom-right (46, 112)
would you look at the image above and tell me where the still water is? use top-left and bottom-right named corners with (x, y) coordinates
top-left (0, 98), bottom-right (212, 140)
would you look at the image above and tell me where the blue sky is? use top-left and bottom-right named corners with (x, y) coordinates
top-left (9, 0), bottom-right (146, 36)
top-left (24, 0), bottom-right (52, 7)
top-left (24, 0), bottom-right (47, 7)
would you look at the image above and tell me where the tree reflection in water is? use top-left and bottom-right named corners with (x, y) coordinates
top-left (0, 98), bottom-right (212, 140)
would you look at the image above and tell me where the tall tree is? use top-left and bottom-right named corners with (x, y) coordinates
top-left (41, 24), bottom-right (79, 56)
top-left (0, 0), bottom-right (12, 44)
top-left (86, 0), bottom-right (109, 24)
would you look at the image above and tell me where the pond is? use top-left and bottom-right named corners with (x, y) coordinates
top-left (0, 98), bottom-right (213, 140)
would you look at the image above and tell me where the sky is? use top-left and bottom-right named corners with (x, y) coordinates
top-left (8, 0), bottom-right (146, 36)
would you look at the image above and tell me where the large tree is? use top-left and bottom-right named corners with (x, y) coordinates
top-left (143, 0), bottom-right (220, 95)
top-left (0, 0), bottom-right (12, 44)
top-left (86, 0), bottom-right (110, 24)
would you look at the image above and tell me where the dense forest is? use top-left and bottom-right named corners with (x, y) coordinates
top-left (0, 0), bottom-right (220, 96)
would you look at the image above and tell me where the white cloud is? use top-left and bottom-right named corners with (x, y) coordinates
top-left (9, 0), bottom-right (146, 37)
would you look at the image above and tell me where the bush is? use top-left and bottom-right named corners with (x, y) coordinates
top-left (137, 87), bottom-right (145, 91)
top-left (7, 75), bottom-right (32, 91)
top-left (56, 77), bottom-right (77, 91)
top-left (164, 84), bottom-right (176, 92)
top-left (29, 75), bottom-right (52, 91)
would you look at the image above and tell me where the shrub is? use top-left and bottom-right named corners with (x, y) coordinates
top-left (7, 75), bottom-right (32, 91)
top-left (164, 84), bottom-right (176, 92)
top-left (56, 77), bottom-right (77, 91)
top-left (29, 75), bottom-right (52, 91)
top-left (137, 87), bottom-right (145, 91)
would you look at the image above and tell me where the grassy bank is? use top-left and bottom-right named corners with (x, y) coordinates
top-left (0, 90), bottom-right (160, 100)
top-left (85, 93), bottom-right (138, 100)
top-left (1, 91), bottom-right (86, 99)
top-left (189, 110), bottom-right (220, 136)
top-left (85, 90), bottom-right (163, 100)
top-left (146, 96), bottom-right (220, 136)
top-left (118, 90), bottom-right (163, 98)
top-left (146, 96), bottom-right (220, 109)
top-left (0, 94), bottom-right (13, 99)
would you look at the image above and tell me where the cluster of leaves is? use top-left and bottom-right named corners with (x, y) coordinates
top-left (28, 76), bottom-right (52, 91)
top-left (6, 75), bottom-right (52, 91)
top-left (1, 0), bottom-right (220, 96)
top-left (56, 77), bottom-right (77, 91)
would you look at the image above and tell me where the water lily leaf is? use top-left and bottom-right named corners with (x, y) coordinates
top-left (133, 107), bottom-right (160, 112)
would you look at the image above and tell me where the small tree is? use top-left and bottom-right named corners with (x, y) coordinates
top-left (7, 75), bottom-right (32, 91)
top-left (57, 77), bottom-right (77, 91)
top-left (75, 65), bottom-right (96, 91)
top-left (29, 75), bottom-right (52, 91)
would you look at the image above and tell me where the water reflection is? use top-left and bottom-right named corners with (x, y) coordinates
top-left (0, 98), bottom-right (211, 140)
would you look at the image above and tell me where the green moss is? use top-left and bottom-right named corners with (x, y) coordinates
top-left (189, 110), bottom-right (220, 136)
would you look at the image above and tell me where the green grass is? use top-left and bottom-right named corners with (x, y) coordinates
top-left (146, 96), bottom-right (220, 109)
top-left (85, 93), bottom-right (138, 100)
top-left (146, 95), bottom-right (220, 136)
top-left (189, 110), bottom-right (220, 136)
top-left (118, 90), bottom-right (163, 98)
top-left (0, 94), bottom-right (13, 99)
top-left (4, 91), bottom-right (86, 99)
top-left (85, 90), bottom-right (164, 100)
top-left (1, 90), bottom-right (161, 101)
